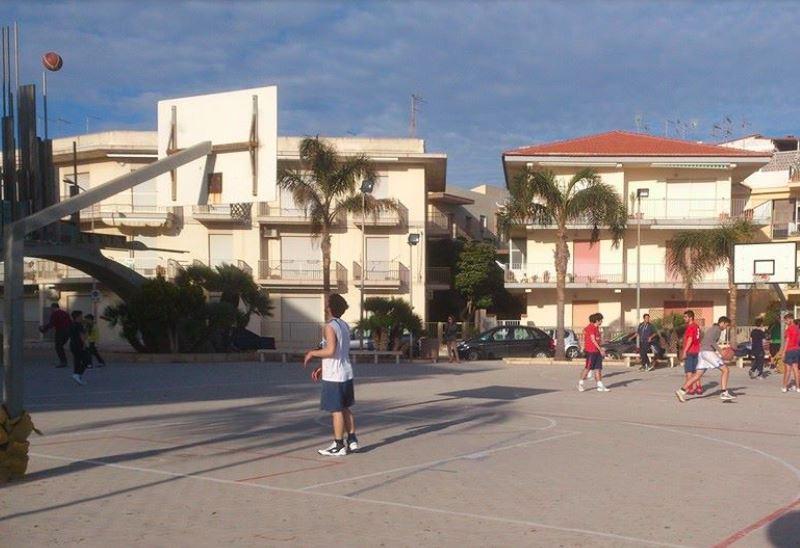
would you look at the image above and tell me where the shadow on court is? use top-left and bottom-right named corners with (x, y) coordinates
top-left (767, 509), bottom-right (800, 547)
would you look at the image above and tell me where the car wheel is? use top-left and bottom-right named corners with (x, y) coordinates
top-left (608, 351), bottom-right (622, 359)
top-left (466, 349), bottom-right (480, 361)
top-left (533, 350), bottom-right (549, 358)
top-left (566, 347), bottom-right (580, 359)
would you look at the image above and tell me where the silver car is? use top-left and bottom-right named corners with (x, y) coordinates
top-left (544, 328), bottom-right (581, 359)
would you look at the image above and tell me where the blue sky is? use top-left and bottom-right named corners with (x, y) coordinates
top-left (4, 1), bottom-right (799, 186)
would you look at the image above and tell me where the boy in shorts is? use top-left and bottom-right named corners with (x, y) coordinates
top-left (778, 314), bottom-right (800, 393)
top-left (303, 294), bottom-right (359, 456)
top-left (578, 313), bottom-right (610, 392)
top-left (681, 310), bottom-right (702, 394)
top-left (675, 316), bottom-right (735, 402)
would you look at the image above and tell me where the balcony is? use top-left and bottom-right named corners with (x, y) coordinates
top-left (258, 260), bottom-right (346, 288)
top-left (427, 211), bottom-right (451, 236)
top-left (351, 203), bottom-right (408, 228)
top-left (772, 222), bottom-right (800, 240)
top-left (257, 203), bottom-right (345, 226)
top-left (0, 259), bottom-right (94, 284)
top-left (192, 203), bottom-right (252, 224)
top-left (77, 203), bottom-right (178, 228)
top-left (426, 267), bottom-right (451, 289)
top-left (504, 262), bottom-right (728, 288)
top-left (628, 197), bottom-right (765, 228)
top-left (353, 260), bottom-right (405, 288)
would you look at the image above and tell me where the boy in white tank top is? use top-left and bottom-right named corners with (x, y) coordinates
top-left (303, 294), bottom-right (359, 456)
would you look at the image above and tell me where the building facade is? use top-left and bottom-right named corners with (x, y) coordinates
top-left (501, 131), bottom-right (771, 331)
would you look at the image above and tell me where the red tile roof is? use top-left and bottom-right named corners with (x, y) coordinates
top-left (505, 130), bottom-right (770, 157)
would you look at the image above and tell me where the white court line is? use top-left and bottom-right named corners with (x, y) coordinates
top-left (300, 431), bottom-right (579, 491)
top-left (27, 450), bottom-right (690, 548)
top-left (625, 421), bottom-right (800, 498)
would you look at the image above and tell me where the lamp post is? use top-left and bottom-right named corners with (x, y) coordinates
top-left (64, 174), bottom-right (99, 318)
top-left (407, 232), bottom-right (420, 359)
top-left (359, 179), bottom-right (374, 349)
top-left (636, 188), bottom-right (649, 334)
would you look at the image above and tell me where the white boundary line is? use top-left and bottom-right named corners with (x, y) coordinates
top-left (27, 449), bottom-right (689, 548)
top-left (300, 431), bottom-right (578, 491)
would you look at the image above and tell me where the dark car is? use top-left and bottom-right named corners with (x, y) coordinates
top-left (602, 332), bottom-right (637, 359)
top-left (457, 326), bottom-right (554, 361)
top-left (231, 328), bottom-right (275, 351)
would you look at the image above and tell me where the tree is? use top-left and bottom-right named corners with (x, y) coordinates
top-left (497, 167), bottom-right (626, 359)
top-left (357, 297), bottom-right (422, 351)
top-left (666, 219), bottom-right (755, 341)
top-left (278, 137), bottom-right (399, 306)
top-left (454, 240), bottom-right (505, 321)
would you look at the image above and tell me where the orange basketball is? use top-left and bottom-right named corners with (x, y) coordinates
top-left (42, 51), bottom-right (63, 71)
top-left (720, 347), bottom-right (735, 361)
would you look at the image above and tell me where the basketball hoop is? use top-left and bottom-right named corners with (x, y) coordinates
top-left (752, 273), bottom-right (771, 290)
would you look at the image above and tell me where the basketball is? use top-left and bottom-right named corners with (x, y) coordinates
top-left (42, 51), bottom-right (63, 71)
top-left (720, 347), bottom-right (735, 361)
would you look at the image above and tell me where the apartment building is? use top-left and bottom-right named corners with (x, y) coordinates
top-left (40, 132), bottom-right (447, 347)
top-left (500, 130), bottom-right (771, 330)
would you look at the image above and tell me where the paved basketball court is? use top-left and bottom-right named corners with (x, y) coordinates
top-left (3, 357), bottom-right (799, 547)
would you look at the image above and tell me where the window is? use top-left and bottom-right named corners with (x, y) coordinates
top-left (512, 327), bottom-right (533, 340)
top-left (62, 172), bottom-right (89, 201)
top-left (209, 234), bottom-right (233, 267)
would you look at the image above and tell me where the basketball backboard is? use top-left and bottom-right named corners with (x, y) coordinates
top-left (156, 86), bottom-right (277, 206)
top-left (733, 242), bottom-right (797, 285)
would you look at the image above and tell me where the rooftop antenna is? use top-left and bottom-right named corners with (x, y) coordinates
top-left (634, 113), bottom-right (643, 133)
top-left (410, 93), bottom-right (425, 137)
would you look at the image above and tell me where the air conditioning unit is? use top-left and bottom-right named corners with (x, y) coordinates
top-left (261, 227), bottom-right (279, 238)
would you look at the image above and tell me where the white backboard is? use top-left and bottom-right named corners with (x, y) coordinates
top-left (156, 86), bottom-right (277, 206)
top-left (733, 242), bottom-right (797, 284)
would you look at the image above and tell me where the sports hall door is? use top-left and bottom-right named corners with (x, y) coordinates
top-left (572, 301), bottom-right (598, 329)
top-left (663, 301), bottom-right (714, 327)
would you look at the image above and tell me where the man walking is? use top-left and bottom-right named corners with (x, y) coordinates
top-left (637, 313), bottom-right (657, 371)
top-left (681, 310), bottom-right (702, 395)
top-left (578, 313), bottom-right (610, 392)
top-left (303, 294), bottom-right (359, 456)
top-left (68, 310), bottom-right (89, 385)
top-left (675, 316), bottom-right (736, 402)
top-left (39, 303), bottom-right (70, 368)
top-left (748, 318), bottom-right (766, 379)
top-left (777, 313), bottom-right (800, 393)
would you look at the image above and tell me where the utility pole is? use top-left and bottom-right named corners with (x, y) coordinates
top-left (410, 94), bottom-right (424, 138)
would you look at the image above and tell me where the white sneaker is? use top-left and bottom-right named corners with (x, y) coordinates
top-left (720, 391), bottom-right (736, 401)
top-left (577, 380), bottom-right (585, 392)
top-left (596, 384), bottom-right (610, 392)
top-left (71, 374), bottom-right (86, 386)
top-left (782, 387), bottom-right (788, 393)
top-left (317, 441), bottom-right (347, 457)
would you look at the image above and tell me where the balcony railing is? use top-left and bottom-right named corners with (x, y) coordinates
top-left (351, 203), bottom-right (408, 227)
top-left (353, 260), bottom-right (405, 286)
top-left (192, 203), bottom-right (252, 223)
top-left (631, 197), bottom-right (761, 225)
top-left (256, 203), bottom-right (346, 225)
top-left (258, 260), bottom-right (346, 286)
top-left (772, 222), bottom-right (800, 240)
top-left (427, 211), bottom-right (451, 235)
top-left (0, 259), bottom-right (93, 283)
top-left (74, 203), bottom-right (178, 227)
top-left (505, 262), bottom-right (728, 286)
top-left (426, 267), bottom-right (451, 287)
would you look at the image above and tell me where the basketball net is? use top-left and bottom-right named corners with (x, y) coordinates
top-left (752, 273), bottom-right (771, 291)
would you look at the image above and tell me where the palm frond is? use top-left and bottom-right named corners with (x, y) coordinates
top-left (566, 182), bottom-right (627, 245)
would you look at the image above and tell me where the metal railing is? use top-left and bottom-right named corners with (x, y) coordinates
top-left (237, 260), bottom-right (253, 276)
top-left (0, 259), bottom-right (92, 283)
top-left (258, 260), bottom-right (346, 283)
top-left (426, 267), bottom-right (451, 285)
top-left (351, 203), bottom-right (408, 226)
top-left (192, 203), bottom-right (252, 222)
top-left (505, 262), bottom-right (727, 285)
top-left (427, 211), bottom-right (451, 234)
top-left (353, 260), bottom-right (403, 283)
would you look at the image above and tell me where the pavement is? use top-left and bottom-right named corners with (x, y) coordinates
top-left (2, 355), bottom-right (799, 547)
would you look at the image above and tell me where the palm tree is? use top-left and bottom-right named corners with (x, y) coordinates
top-left (278, 137), bottom-right (399, 307)
top-left (497, 167), bottom-right (627, 359)
top-left (666, 219), bottom-right (755, 340)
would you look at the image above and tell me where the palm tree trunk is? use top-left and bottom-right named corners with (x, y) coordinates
top-left (321, 229), bottom-right (332, 320)
top-left (554, 228), bottom-right (568, 360)
top-left (727, 265), bottom-right (738, 344)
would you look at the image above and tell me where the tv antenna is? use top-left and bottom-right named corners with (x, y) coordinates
top-left (410, 93), bottom-right (425, 137)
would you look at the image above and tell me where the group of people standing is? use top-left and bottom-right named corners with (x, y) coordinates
top-left (577, 309), bottom-right (798, 402)
top-left (40, 303), bottom-right (106, 386)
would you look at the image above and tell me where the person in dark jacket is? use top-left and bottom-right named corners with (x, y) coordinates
top-left (68, 310), bottom-right (89, 385)
top-left (39, 303), bottom-right (70, 368)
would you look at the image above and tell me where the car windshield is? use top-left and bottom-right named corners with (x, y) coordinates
top-left (608, 332), bottom-right (634, 343)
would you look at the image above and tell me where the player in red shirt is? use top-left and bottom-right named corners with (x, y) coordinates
top-left (681, 310), bottom-right (703, 394)
top-left (578, 313), bottom-right (610, 392)
top-left (778, 313), bottom-right (800, 393)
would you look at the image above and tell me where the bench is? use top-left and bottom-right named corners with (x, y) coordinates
top-left (256, 349), bottom-right (305, 363)
top-left (350, 350), bottom-right (403, 364)
top-left (621, 352), bottom-right (678, 368)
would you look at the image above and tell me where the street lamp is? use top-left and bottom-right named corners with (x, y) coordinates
top-left (407, 232), bottom-right (420, 359)
top-left (636, 187), bottom-right (649, 335)
top-left (64, 173), bottom-right (98, 318)
top-left (359, 179), bottom-right (375, 349)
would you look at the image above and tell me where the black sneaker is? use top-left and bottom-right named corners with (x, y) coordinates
top-left (347, 435), bottom-right (359, 452)
top-left (317, 442), bottom-right (347, 457)
top-left (55, 363), bottom-right (67, 368)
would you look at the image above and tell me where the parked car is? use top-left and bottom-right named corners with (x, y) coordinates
top-left (349, 329), bottom-right (375, 351)
top-left (544, 328), bottom-right (581, 359)
top-left (734, 341), bottom-right (753, 359)
top-left (602, 332), bottom-right (638, 359)
top-left (231, 328), bottom-right (275, 351)
top-left (457, 325), bottom-right (554, 361)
